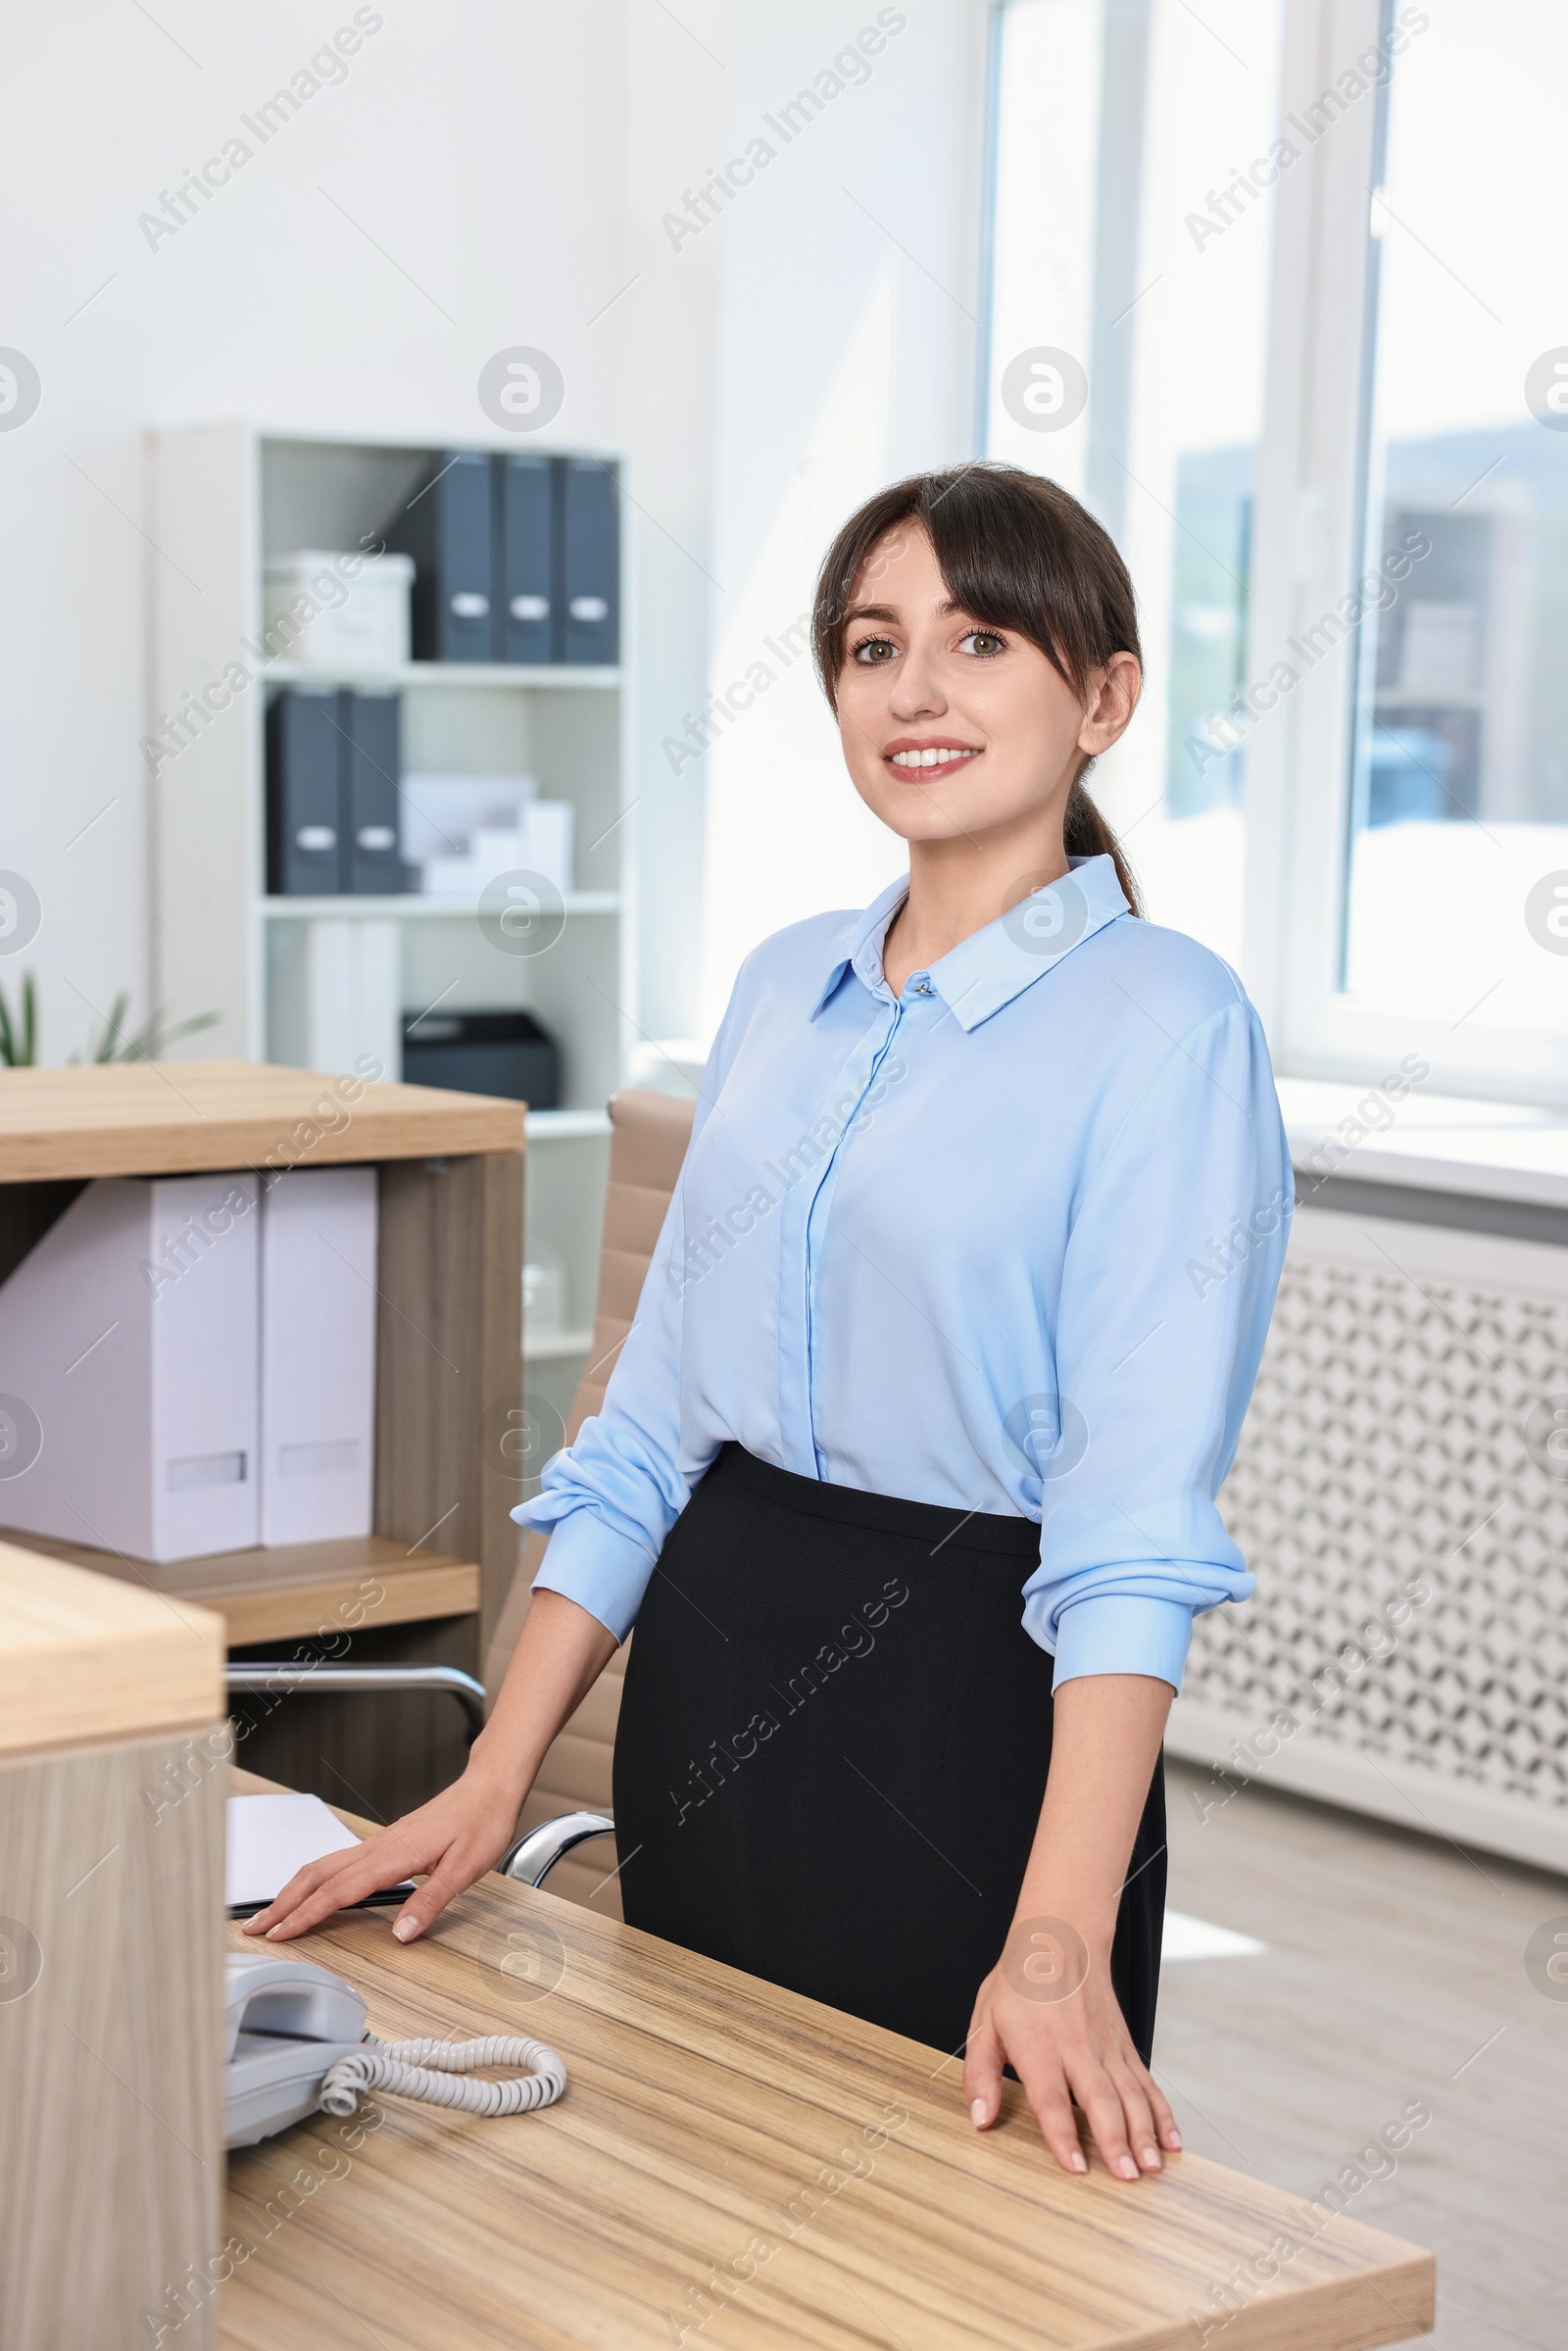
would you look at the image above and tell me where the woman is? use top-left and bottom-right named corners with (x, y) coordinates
top-left (251, 464), bottom-right (1292, 2184)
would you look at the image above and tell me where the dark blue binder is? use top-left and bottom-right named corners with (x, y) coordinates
top-left (557, 459), bottom-right (620, 665)
top-left (344, 691), bottom-right (404, 894)
top-left (266, 689), bottom-right (342, 895)
top-left (498, 455), bottom-right (554, 664)
top-left (267, 689), bottom-right (408, 895)
top-left (387, 450), bottom-right (496, 661)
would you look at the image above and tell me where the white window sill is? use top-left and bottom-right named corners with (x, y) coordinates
top-left (1278, 1076), bottom-right (1568, 1212)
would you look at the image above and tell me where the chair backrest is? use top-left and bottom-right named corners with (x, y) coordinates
top-left (561, 1085), bottom-right (698, 1445)
top-left (484, 1087), bottom-right (696, 1914)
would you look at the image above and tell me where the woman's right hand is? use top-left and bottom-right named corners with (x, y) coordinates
top-left (244, 1591), bottom-right (619, 1945)
top-left (241, 1765), bottom-right (525, 1944)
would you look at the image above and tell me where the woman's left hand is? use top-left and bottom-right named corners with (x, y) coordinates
top-left (962, 1921), bottom-right (1180, 2180)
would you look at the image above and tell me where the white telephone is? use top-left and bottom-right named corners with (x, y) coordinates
top-left (223, 1948), bottom-right (567, 2150)
top-left (225, 1951), bottom-right (369, 2147)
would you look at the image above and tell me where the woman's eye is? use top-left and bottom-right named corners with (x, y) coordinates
top-left (852, 636), bottom-right (899, 664)
top-left (958, 630), bottom-right (1006, 658)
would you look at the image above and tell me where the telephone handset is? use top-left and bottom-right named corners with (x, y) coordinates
top-left (223, 1948), bottom-right (568, 2149)
top-left (225, 1951), bottom-right (370, 2147)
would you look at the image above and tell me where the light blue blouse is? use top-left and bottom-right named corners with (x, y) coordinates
top-left (517, 853), bottom-right (1292, 1691)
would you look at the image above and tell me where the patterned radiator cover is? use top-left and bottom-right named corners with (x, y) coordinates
top-left (1167, 1203), bottom-right (1568, 1873)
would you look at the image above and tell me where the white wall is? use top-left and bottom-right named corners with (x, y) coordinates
top-left (0, 0), bottom-right (988, 1065)
top-left (0, 0), bottom-right (722, 1061)
top-left (694, 0), bottom-right (993, 1038)
top-left (620, 2), bottom-right (728, 1045)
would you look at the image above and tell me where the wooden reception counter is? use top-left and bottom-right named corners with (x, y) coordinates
top-left (0, 1542), bottom-right (227, 2348)
top-left (221, 1770), bottom-right (1435, 2351)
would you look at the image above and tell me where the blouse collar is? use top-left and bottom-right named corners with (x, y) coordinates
top-left (808, 853), bottom-right (1130, 1031)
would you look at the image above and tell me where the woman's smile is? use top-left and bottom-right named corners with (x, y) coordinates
top-left (883, 735), bottom-right (984, 781)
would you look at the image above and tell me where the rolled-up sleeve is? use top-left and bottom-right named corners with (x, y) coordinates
top-left (1022, 999), bottom-right (1292, 1692)
top-left (514, 999), bottom-right (744, 1641)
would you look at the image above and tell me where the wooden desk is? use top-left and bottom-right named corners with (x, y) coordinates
top-left (222, 1775), bottom-right (1434, 2351)
top-left (0, 1061), bottom-right (524, 1821)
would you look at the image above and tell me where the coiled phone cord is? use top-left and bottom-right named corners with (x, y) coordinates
top-left (318, 2033), bottom-right (567, 2119)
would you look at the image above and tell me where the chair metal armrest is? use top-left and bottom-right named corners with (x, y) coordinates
top-left (225, 1662), bottom-right (487, 1741)
top-left (500, 1811), bottom-right (615, 1888)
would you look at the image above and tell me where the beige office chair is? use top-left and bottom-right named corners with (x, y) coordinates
top-left (486, 1084), bottom-right (696, 1915)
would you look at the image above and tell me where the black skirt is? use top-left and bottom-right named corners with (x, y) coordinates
top-left (613, 1445), bottom-right (1165, 2063)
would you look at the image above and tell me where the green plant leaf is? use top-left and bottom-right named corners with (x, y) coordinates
top-left (0, 973), bottom-right (37, 1067)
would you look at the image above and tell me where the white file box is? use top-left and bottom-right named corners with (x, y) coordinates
top-left (0, 1173), bottom-right (261, 1561)
top-left (264, 550), bottom-right (414, 670)
top-left (258, 1166), bottom-right (378, 1545)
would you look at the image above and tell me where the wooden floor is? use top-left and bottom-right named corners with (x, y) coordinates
top-left (1161, 1758), bottom-right (1568, 2351)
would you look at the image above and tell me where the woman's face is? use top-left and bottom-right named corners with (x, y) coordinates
top-left (833, 523), bottom-right (1140, 849)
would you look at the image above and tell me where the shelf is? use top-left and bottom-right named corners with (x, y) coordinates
top-left (0, 1528), bottom-right (480, 1650)
top-left (267, 661), bottom-right (620, 692)
top-left (261, 892), bottom-right (620, 919)
top-left (523, 1327), bottom-right (595, 1361)
top-left (526, 1108), bottom-right (612, 1141)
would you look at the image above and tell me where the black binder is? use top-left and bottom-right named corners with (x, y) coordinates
top-left (266, 690), bottom-right (342, 895)
top-left (343, 691), bottom-right (404, 894)
top-left (556, 459), bottom-right (620, 664)
top-left (498, 455), bottom-right (554, 664)
top-left (267, 689), bottom-right (408, 896)
top-left (386, 450), bottom-right (496, 661)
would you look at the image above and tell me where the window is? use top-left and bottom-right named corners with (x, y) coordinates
top-left (984, 0), bottom-right (1568, 1102)
top-left (1343, 0), bottom-right (1568, 1039)
top-left (984, 0), bottom-right (1285, 965)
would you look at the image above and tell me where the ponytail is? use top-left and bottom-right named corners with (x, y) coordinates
top-left (1063, 776), bottom-right (1144, 917)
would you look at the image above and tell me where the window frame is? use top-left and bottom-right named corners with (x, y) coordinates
top-left (1246, 0), bottom-right (1568, 1104)
top-left (984, 0), bottom-right (1568, 1106)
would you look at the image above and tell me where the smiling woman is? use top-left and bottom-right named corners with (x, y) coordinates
top-left (248, 461), bottom-right (1292, 2195)
top-left (814, 466), bottom-right (1147, 954)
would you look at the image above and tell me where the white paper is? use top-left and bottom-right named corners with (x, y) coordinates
top-left (400, 772), bottom-right (535, 867)
top-left (521, 801), bottom-right (574, 895)
top-left (226, 1791), bottom-right (376, 1909)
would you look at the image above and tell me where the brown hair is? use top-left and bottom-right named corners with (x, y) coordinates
top-left (811, 463), bottom-right (1145, 915)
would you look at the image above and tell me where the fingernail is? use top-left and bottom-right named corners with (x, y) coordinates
top-left (1069, 2151), bottom-right (1087, 2174)
top-left (392, 1917), bottom-right (419, 1942)
top-left (1167, 2128), bottom-right (1183, 2149)
top-left (1142, 2147), bottom-right (1161, 2169)
top-left (265, 1925), bottom-right (283, 1939)
top-left (1118, 2157), bottom-right (1139, 2180)
top-left (970, 2099), bottom-right (987, 2128)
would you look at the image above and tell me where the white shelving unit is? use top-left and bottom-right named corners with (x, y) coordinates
top-left (260, 893), bottom-right (621, 920)
top-left (268, 661), bottom-right (621, 692)
top-left (149, 423), bottom-right (635, 1391)
top-left (526, 1108), bottom-right (612, 1142)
